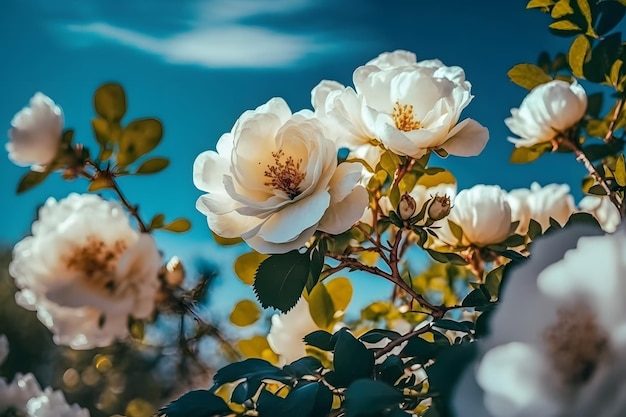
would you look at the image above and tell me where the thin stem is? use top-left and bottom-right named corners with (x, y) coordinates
top-left (391, 157), bottom-right (416, 190)
top-left (373, 323), bottom-right (432, 359)
top-left (605, 97), bottom-right (625, 144)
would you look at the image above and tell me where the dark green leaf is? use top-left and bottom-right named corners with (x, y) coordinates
top-left (344, 380), bottom-right (403, 417)
top-left (376, 355), bottom-right (405, 386)
top-left (283, 357), bottom-right (323, 378)
top-left (158, 390), bottom-right (230, 417)
top-left (17, 170), bottom-right (49, 194)
top-left (462, 288), bottom-right (489, 307)
top-left (149, 213), bottom-right (165, 230)
top-left (94, 83), bottom-right (127, 123)
top-left (402, 336), bottom-right (438, 364)
top-left (135, 157), bottom-right (169, 174)
top-left (359, 329), bottom-right (402, 344)
top-left (117, 118), bottom-right (163, 166)
top-left (527, 218), bottom-right (543, 240)
top-left (586, 92), bottom-right (604, 117)
top-left (331, 329), bottom-right (375, 387)
top-left (214, 358), bottom-right (286, 385)
top-left (596, 1), bottom-right (626, 36)
top-left (426, 249), bottom-right (467, 265)
top-left (254, 250), bottom-right (311, 313)
top-left (565, 212), bottom-right (602, 229)
top-left (306, 248), bottom-right (324, 293)
top-left (587, 184), bottom-right (608, 195)
top-left (433, 319), bottom-right (471, 333)
top-left (584, 32), bottom-right (622, 83)
top-left (303, 330), bottom-right (335, 351)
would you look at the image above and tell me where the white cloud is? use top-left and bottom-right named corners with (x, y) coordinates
top-left (60, 0), bottom-right (345, 68)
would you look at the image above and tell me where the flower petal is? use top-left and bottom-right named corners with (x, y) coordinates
top-left (440, 118), bottom-right (489, 157)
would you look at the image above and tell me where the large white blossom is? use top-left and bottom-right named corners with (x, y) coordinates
top-left (311, 50), bottom-right (489, 163)
top-left (194, 97), bottom-right (368, 254)
top-left (453, 225), bottom-right (626, 417)
top-left (6, 92), bottom-right (63, 171)
top-left (507, 182), bottom-right (575, 235)
top-left (9, 193), bottom-right (161, 349)
top-left (436, 185), bottom-right (512, 247)
top-left (506, 80), bottom-right (587, 148)
top-left (267, 297), bottom-right (320, 365)
top-left (578, 195), bottom-right (621, 233)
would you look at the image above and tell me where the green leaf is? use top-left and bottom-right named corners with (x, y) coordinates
top-left (462, 288), bottom-right (490, 307)
top-left (447, 220), bottom-right (464, 242)
top-left (94, 83), bottom-right (127, 123)
top-left (91, 118), bottom-right (110, 146)
top-left (254, 251), bottom-right (311, 313)
top-left (359, 329), bottom-right (402, 344)
top-left (148, 213), bottom-right (165, 230)
top-left (426, 249), bottom-right (467, 265)
top-left (378, 150), bottom-right (401, 178)
top-left (586, 93), bottom-right (604, 118)
top-left (551, 0), bottom-right (574, 18)
top-left (587, 184), bottom-right (607, 195)
top-left (229, 299), bottom-right (262, 327)
top-left (584, 32), bottom-right (622, 83)
top-left (509, 142), bottom-right (553, 164)
top-left (16, 170), bottom-right (49, 194)
top-left (433, 319), bottom-right (471, 333)
top-left (596, 1), bottom-right (626, 36)
top-left (527, 0), bottom-right (555, 9)
top-left (344, 380), bottom-right (403, 417)
top-left (527, 218), bottom-right (543, 240)
top-left (549, 20), bottom-right (582, 31)
top-left (331, 330), bottom-right (375, 387)
top-left (159, 390), bottom-right (230, 417)
top-left (135, 157), bottom-right (169, 174)
top-left (507, 63), bottom-right (553, 90)
top-left (307, 283), bottom-right (335, 329)
top-left (88, 176), bottom-right (113, 192)
top-left (616, 154), bottom-right (626, 186)
top-left (565, 212), bottom-right (602, 229)
top-left (326, 277), bottom-right (353, 314)
top-left (306, 248), bottom-right (324, 293)
top-left (212, 231), bottom-right (243, 246)
top-left (576, 0), bottom-right (596, 36)
top-left (117, 118), bottom-right (163, 166)
top-left (569, 35), bottom-right (591, 78)
top-left (162, 218), bottom-right (191, 233)
top-left (402, 336), bottom-right (439, 364)
top-left (234, 252), bottom-right (269, 285)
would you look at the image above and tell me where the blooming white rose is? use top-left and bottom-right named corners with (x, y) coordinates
top-left (578, 195), bottom-right (621, 233)
top-left (267, 297), bottom-right (320, 365)
top-left (0, 373), bottom-right (89, 417)
top-left (453, 225), bottom-right (626, 417)
top-left (506, 80), bottom-right (587, 148)
top-left (194, 97), bottom-right (368, 254)
top-left (9, 193), bottom-right (161, 349)
top-left (436, 185), bottom-right (511, 247)
top-left (507, 182), bottom-right (575, 235)
top-left (6, 92), bottom-right (63, 171)
top-left (312, 50), bottom-right (489, 161)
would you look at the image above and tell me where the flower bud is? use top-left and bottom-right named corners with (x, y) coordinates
top-left (427, 194), bottom-right (452, 221)
top-left (398, 193), bottom-right (417, 220)
top-left (165, 256), bottom-right (185, 286)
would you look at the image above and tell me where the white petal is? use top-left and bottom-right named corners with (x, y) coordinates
top-left (440, 118), bottom-right (489, 157)
top-left (318, 186), bottom-right (368, 234)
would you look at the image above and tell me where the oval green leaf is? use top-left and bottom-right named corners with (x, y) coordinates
top-left (326, 277), bottom-right (353, 314)
top-left (135, 157), bottom-right (169, 174)
top-left (253, 251), bottom-right (311, 313)
top-left (507, 63), bottom-right (553, 90)
top-left (234, 252), bottom-right (269, 285)
top-left (568, 34), bottom-right (591, 78)
top-left (17, 170), bottom-right (49, 194)
top-left (94, 83), bottom-right (127, 122)
top-left (307, 283), bottom-right (335, 330)
top-left (163, 218), bottom-right (191, 233)
top-left (117, 118), bottom-right (163, 166)
top-left (229, 299), bottom-right (262, 327)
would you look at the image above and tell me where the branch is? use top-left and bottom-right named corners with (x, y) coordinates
top-left (373, 323), bottom-right (432, 359)
top-left (605, 97), bottom-right (625, 144)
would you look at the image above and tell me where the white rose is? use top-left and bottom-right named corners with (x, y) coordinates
top-left (578, 195), bottom-right (621, 233)
top-left (437, 185), bottom-right (511, 247)
top-left (507, 182), bottom-right (575, 235)
top-left (6, 92), bottom-right (63, 171)
top-left (9, 193), bottom-right (161, 349)
top-left (267, 297), bottom-right (320, 365)
top-left (194, 97), bottom-right (368, 254)
top-left (454, 225), bottom-right (626, 417)
top-left (352, 51), bottom-right (489, 159)
top-left (506, 80), bottom-right (587, 148)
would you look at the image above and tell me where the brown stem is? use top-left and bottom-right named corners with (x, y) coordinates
top-left (605, 97), bottom-right (625, 144)
top-left (373, 323), bottom-right (432, 359)
top-left (391, 157), bottom-right (416, 190)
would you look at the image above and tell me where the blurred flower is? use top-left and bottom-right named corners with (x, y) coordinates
top-left (6, 92), bottom-right (63, 171)
top-left (312, 50), bottom-right (489, 163)
top-left (436, 185), bottom-right (511, 247)
top-left (507, 182), bottom-right (575, 235)
top-left (194, 97), bottom-right (368, 254)
top-left (9, 193), bottom-right (161, 349)
top-left (0, 335), bottom-right (7, 365)
top-left (0, 373), bottom-right (89, 417)
top-left (578, 195), bottom-right (621, 233)
top-left (453, 225), bottom-right (626, 417)
top-left (506, 80), bottom-right (587, 148)
top-left (164, 256), bottom-right (185, 287)
top-left (267, 298), bottom-right (320, 365)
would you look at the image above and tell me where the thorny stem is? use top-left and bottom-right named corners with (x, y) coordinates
top-left (82, 159), bottom-right (148, 232)
top-left (373, 323), bottom-right (433, 360)
top-left (605, 97), bottom-right (624, 144)
top-left (555, 133), bottom-right (622, 214)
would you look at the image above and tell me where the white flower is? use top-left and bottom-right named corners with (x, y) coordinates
top-left (0, 373), bottom-right (89, 417)
top-left (267, 297), bottom-right (320, 365)
top-left (194, 97), bottom-right (368, 254)
top-left (6, 93), bottom-right (63, 171)
top-left (507, 182), bottom-right (575, 235)
top-left (506, 80), bottom-right (587, 148)
top-left (453, 225), bottom-right (626, 417)
top-left (0, 335), bottom-right (8, 365)
top-left (578, 195), bottom-right (621, 233)
top-left (9, 193), bottom-right (161, 349)
top-left (312, 51), bottom-right (489, 162)
top-left (437, 185), bottom-right (511, 247)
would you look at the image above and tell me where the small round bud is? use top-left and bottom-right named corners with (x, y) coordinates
top-left (398, 193), bottom-right (417, 220)
top-left (165, 256), bottom-right (185, 286)
top-left (427, 194), bottom-right (452, 221)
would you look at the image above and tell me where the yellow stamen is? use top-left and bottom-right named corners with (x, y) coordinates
top-left (392, 101), bottom-right (422, 132)
top-left (65, 236), bottom-right (127, 292)
top-left (264, 150), bottom-right (306, 199)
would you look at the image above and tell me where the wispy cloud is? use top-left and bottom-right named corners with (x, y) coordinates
top-left (60, 0), bottom-right (351, 69)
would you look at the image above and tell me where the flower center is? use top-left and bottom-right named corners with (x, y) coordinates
top-left (543, 303), bottom-right (609, 386)
top-left (264, 149), bottom-right (306, 199)
top-left (64, 235), bottom-right (127, 292)
top-left (392, 101), bottom-right (422, 132)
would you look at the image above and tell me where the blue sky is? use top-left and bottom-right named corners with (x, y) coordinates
top-left (0, 0), bottom-right (586, 310)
